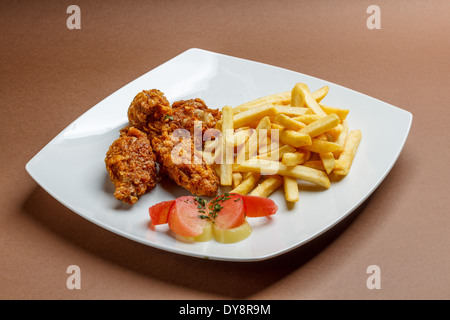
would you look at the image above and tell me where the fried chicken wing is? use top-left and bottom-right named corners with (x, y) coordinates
top-left (127, 91), bottom-right (221, 197)
top-left (127, 89), bottom-right (172, 139)
top-left (105, 126), bottom-right (158, 205)
top-left (152, 132), bottom-right (219, 197)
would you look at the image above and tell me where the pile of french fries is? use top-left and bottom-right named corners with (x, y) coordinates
top-left (206, 82), bottom-right (362, 204)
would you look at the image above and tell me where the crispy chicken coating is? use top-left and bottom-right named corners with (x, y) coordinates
top-left (105, 126), bottom-right (158, 205)
top-left (127, 90), bottom-right (221, 197)
top-left (127, 89), bottom-right (172, 140)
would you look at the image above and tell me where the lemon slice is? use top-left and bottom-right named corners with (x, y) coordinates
top-left (176, 220), bottom-right (214, 243)
top-left (213, 220), bottom-right (252, 243)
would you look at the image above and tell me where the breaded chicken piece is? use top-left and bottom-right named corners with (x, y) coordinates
top-left (105, 126), bottom-right (158, 204)
top-left (127, 90), bottom-right (221, 197)
top-left (127, 89), bottom-right (173, 140)
top-left (171, 98), bottom-right (221, 135)
top-left (152, 131), bottom-right (219, 197)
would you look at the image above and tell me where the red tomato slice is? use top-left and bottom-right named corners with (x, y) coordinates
top-left (211, 193), bottom-right (246, 229)
top-left (149, 200), bottom-right (175, 225)
top-left (242, 195), bottom-right (278, 217)
top-left (168, 196), bottom-right (208, 237)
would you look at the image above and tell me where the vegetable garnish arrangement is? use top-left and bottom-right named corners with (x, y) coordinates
top-left (149, 193), bottom-right (278, 243)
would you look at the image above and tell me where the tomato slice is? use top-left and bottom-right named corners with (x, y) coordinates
top-left (210, 193), bottom-right (246, 229)
top-left (149, 200), bottom-right (175, 225)
top-left (168, 196), bottom-right (208, 237)
top-left (242, 195), bottom-right (278, 217)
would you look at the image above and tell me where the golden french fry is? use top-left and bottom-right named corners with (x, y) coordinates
top-left (280, 130), bottom-right (312, 148)
top-left (255, 144), bottom-right (296, 161)
top-left (320, 104), bottom-right (349, 121)
top-left (311, 85), bottom-right (329, 103)
top-left (292, 114), bottom-right (322, 125)
top-left (232, 172), bottom-right (243, 189)
top-left (220, 106), bottom-right (233, 186)
top-left (335, 120), bottom-right (348, 146)
top-left (274, 105), bottom-right (309, 117)
top-left (274, 114), bottom-right (306, 131)
top-left (281, 152), bottom-right (307, 166)
top-left (235, 160), bottom-right (330, 189)
top-left (283, 176), bottom-right (299, 202)
top-left (291, 83), bottom-right (305, 107)
top-left (302, 159), bottom-right (344, 171)
top-left (271, 123), bottom-right (285, 131)
top-left (233, 91), bottom-right (291, 114)
top-left (302, 139), bottom-right (344, 153)
top-left (291, 83), bottom-right (327, 116)
top-left (256, 116), bottom-right (271, 154)
top-left (302, 160), bottom-right (326, 171)
top-left (233, 105), bottom-right (278, 128)
top-left (235, 129), bottom-right (257, 164)
top-left (333, 130), bottom-right (362, 176)
top-left (300, 113), bottom-right (340, 138)
top-left (233, 129), bottom-right (250, 147)
top-left (256, 116), bottom-right (271, 131)
top-left (249, 175), bottom-right (283, 198)
top-left (325, 123), bottom-right (343, 142)
top-left (230, 172), bottom-right (261, 195)
top-left (319, 152), bottom-right (335, 174)
top-left (333, 119), bottom-right (349, 158)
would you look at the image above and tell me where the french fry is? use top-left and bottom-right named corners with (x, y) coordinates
top-left (333, 130), bottom-right (362, 176)
top-left (233, 129), bottom-right (250, 147)
top-left (256, 116), bottom-right (271, 131)
top-left (274, 105), bottom-right (309, 117)
top-left (281, 152), bottom-right (307, 166)
top-left (256, 116), bottom-right (271, 154)
top-left (233, 91), bottom-right (291, 114)
top-left (233, 105), bottom-right (278, 128)
top-left (220, 106), bottom-right (233, 186)
top-left (291, 83), bottom-right (327, 116)
top-left (255, 144), bottom-right (296, 161)
top-left (283, 176), bottom-right (299, 202)
top-left (235, 160), bottom-right (330, 189)
top-left (232, 172), bottom-right (243, 189)
top-left (303, 160), bottom-right (345, 171)
top-left (335, 119), bottom-right (348, 146)
top-left (274, 114), bottom-right (306, 131)
top-left (291, 83), bottom-right (305, 107)
top-left (300, 113), bottom-right (340, 138)
top-left (319, 152), bottom-right (335, 174)
top-left (320, 104), bottom-right (349, 121)
top-left (230, 172), bottom-right (261, 195)
top-left (271, 123), bottom-right (285, 131)
top-left (333, 119), bottom-right (349, 158)
top-left (292, 114), bottom-right (322, 125)
top-left (302, 139), bottom-right (344, 153)
top-left (249, 175), bottom-right (283, 198)
top-left (280, 130), bottom-right (312, 148)
top-left (311, 85), bottom-right (329, 103)
top-left (325, 123), bottom-right (343, 142)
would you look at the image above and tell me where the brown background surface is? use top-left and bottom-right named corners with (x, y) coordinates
top-left (1, 0), bottom-right (449, 300)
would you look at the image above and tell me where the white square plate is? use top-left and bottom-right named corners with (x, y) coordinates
top-left (26, 48), bottom-right (412, 261)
